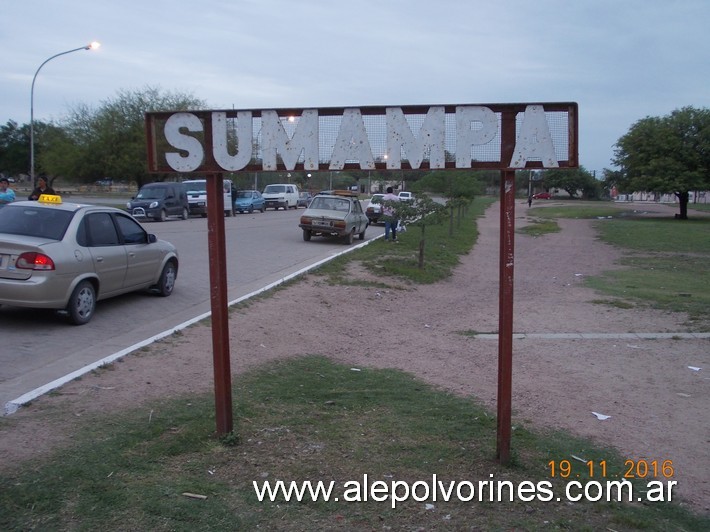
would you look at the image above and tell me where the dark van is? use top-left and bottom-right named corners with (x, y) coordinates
top-left (127, 182), bottom-right (189, 221)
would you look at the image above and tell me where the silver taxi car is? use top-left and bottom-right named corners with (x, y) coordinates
top-left (298, 190), bottom-right (368, 244)
top-left (0, 196), bottom-right (179, 325)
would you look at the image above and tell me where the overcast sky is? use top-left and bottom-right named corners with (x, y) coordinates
top-left (2, 0), bottom-right (708, 175)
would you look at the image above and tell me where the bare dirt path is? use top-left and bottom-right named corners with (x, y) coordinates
top-left (1, 200), bottom-right (708, 514)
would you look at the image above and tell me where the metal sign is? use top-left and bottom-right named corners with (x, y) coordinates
top-left (146, 102), bottom-right (577, 174)
top-left (144, 102), bottom-right (579, 463)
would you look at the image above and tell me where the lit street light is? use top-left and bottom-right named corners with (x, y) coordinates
top-left (30, 42), bottom-right (100, 181)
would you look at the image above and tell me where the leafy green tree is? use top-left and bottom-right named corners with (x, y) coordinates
top-left (541, 166), bottom-right (599, 198)
top-left (0, 120), bottom-right (31, 177)
top-left (612, 106), bottom-right (710, 219)
top-left (41, 86), bottom-right (206, 187)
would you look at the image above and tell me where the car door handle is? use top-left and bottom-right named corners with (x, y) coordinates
top-left (128, 252), bottom-right (136, 258)
top-left (96, 257), bottom-right (104, 262)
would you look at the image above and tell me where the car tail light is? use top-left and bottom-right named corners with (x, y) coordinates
top-left (16, 252), bottom-right (56, 271)
top-left (334, 220), bottom-right (346, 229)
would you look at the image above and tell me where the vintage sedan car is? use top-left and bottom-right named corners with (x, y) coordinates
top-left (234, 190), bottom-right (265, 213)
top-left (0, 196), bottom-right (178, 325)
top-left (365, 193), bottom-right (385, 224)
top-left (298, 191), bottom-right (368, 244)
top-left (532, 192), bottom-right (552, 199)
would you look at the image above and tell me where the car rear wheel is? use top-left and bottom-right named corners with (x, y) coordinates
top-left (181, 207), bottom-right (189, 220)
top-left (155, 260), bottom-right (177, 296)
top-left (345, 229), bottom-right (355, 245)
top-left (359, 227), bottom-right (366, 240)
top-left (303, 229), bottom-right (312, 241)
top-left (67, 280), bottom-right (96, 325)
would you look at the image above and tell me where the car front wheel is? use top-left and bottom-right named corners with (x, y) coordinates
top-left (303, 229), bottom-right (312, 241)
top-left (67, 280), bottom-right (96, 325)
top-left (155, 261), bottom-right (177, 297)
top-left (158, 209), bottom-right (167, 222)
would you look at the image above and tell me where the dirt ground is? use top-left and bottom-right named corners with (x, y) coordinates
top-left (1, 200), bottom-right (708, 514)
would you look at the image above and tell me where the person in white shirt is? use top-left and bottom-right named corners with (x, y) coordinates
top-left (381, 186), bottom-right (400, 242)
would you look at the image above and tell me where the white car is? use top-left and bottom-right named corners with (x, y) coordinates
top-left (365, 194), bottom-right (385, 224)
top-left (398, 191), bottom-right (414, 202)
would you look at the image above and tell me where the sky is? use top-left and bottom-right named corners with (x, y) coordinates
top-left (2, 0), bottom-right (709, 176)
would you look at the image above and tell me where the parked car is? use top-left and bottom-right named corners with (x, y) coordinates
top-left (299, 191), bottom-right (368, 244)
top-left (365, 193), bottom-right (385, 224)
top-left (127, 182), bottom-right (189, 221)
top-left (532, 192), bottom-right (552, 199)
top-left (0, 196), bottom-right (179, 325)
top-left (398, 191), bottom-right (414, 202)
top-left (183, 178), bottom-right (236, 217)
top-left (234, 190), bottom-right (265, 213)
top-left (262, 183), bottom-right (300, 210)
top-left (297, 191), bottom-right (314, 208)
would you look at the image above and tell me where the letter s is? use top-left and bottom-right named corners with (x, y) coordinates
top-left (164, 113), bottom-right (204, 172)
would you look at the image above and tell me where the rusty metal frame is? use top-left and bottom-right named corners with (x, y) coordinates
top-left (143, 102), bottom-right (578, 459)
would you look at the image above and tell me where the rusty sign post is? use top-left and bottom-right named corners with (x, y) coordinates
top-left (145, 102), bottom-right (577, 449)
top-left (205, 172), bottom-right (233, 436)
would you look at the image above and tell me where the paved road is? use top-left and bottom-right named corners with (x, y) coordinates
top-left (1, 203), bottom-right (383, 410)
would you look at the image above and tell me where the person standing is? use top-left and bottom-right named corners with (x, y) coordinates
top-left (381, 186), bottom-right (400, 242)
top-left (0, 177), bottom-right (15, 204)
top-left (28, 176), bottom-right (55, 200)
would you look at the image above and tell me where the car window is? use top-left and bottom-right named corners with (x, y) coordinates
top-left (336, 199), bottom-right (350, 212)
top-left (136, 186), bottom-right (166, 200)
top-left (0, 205), bottom-right (73, 240)
top-left (115, 213), bottom-right (148, 244)
top-left (352, 201), bottom-right (363, 214)
top-left (85, 213), bottom-right (120, 246)
top-left (264, 185), bottom-right (286, 193)
top-left (184, 181), bottom-right (207, 193)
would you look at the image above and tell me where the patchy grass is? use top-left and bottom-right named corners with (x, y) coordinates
top-left (517, 218), bottom-right (560, 236)
top-left (1, 357), bottom-right (706, 531)
top-left (523, 206), bottom-right (710, 327)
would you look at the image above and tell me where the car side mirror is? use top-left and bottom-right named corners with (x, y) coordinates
top-left (148, 234), bottom-right (157, 243)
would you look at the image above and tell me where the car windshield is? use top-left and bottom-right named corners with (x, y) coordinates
top-left (236, 191), bottom-right (253, 198)
top-left (0, 205), bottom-right (74, 240)
top-left (136, 186), bottom-right (166, 200)
top-left (184, 182), bottom-right (207, 193)
top-left (264, 185), bottom-right (286, 193)
top-left (310, 197), bottom-right (350, 212)
top-left (370, 195), bottom-right (383, 203)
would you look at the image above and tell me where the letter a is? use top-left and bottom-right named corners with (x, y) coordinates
top-left (509, 105), bottom-right (559, 168)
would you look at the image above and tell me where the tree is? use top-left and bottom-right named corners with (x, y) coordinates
top-left (383, 194), bottom-right (447, 268)
top-left (0, 120), bottom-right (31, 177)
top-left (541, 166), bottom-right (599, 198)
top-left (41, 86), bottom-right (206, 187)
top-left (612, 106), bottom-right (710, 219)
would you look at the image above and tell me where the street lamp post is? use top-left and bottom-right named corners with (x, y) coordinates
top-left (30, 42), bottom-right (100, 181)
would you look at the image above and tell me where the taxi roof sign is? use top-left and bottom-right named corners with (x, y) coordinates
top-left (38, 194), bottom-right (62, 204)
